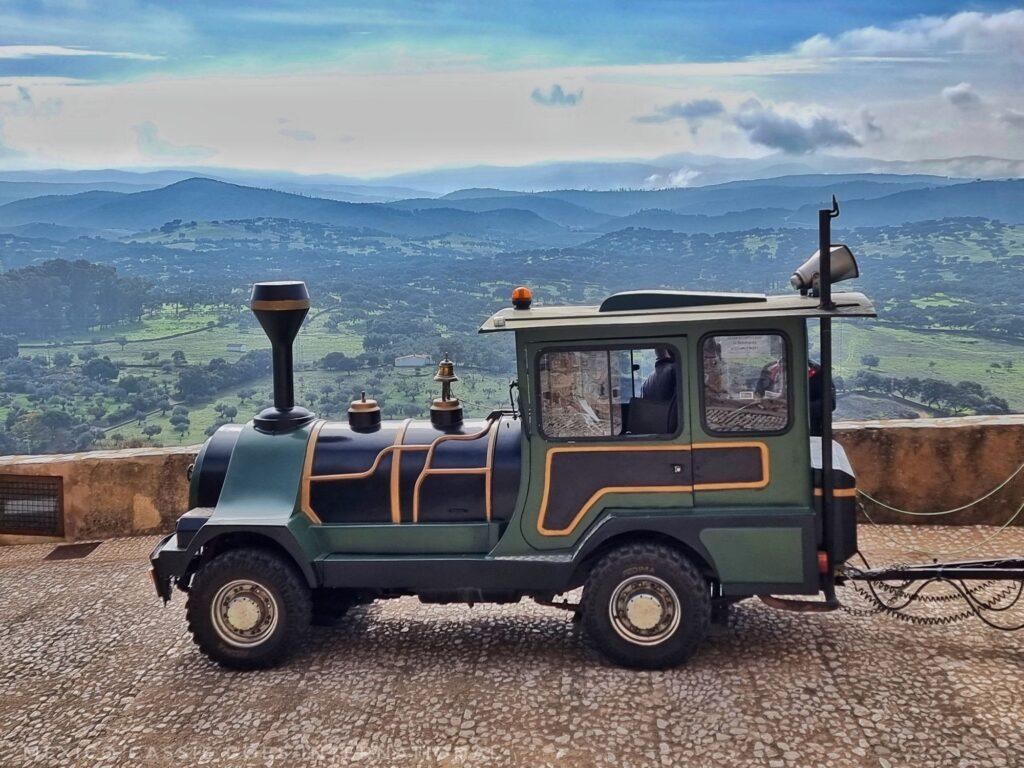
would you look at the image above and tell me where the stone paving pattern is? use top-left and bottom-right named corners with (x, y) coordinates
top-left (1, 527), bottom-right (1022, 767)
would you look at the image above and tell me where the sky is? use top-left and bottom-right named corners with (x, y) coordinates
top-left (0, 1), bottom-right (1022, 176)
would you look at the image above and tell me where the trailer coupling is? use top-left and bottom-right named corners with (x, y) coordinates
top-left (842, 558), bottom-right (1024, 583)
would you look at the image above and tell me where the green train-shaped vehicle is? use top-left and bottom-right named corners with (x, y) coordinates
top-left (151, 203), bottom-right (871, 669)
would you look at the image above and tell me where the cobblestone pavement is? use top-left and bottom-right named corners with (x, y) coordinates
top-left (1, 527), bottom-right (1022, 768)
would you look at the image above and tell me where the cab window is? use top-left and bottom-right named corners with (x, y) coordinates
top-left (537, 346), bottom-right (680, 439)
top-left (701, 333), bottom-right (789, 434)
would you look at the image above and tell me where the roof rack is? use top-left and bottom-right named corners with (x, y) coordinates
top-left (598, 290), bottom-right (766, 313)
top-left (479, 292), bottom-right (875, 333)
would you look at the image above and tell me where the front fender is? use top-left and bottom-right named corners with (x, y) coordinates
top-left (149, 519), bottom-right (319, 599)
top-left (149, 421), bottom-right (321, 600)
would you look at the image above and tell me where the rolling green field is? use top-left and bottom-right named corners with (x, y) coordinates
top-left (831, 322), bottom-right (1024, 408)
top-left (8, 297), bottom-right (1021, 452)
top-left (20, 304), bottom-right (228, 346)
top-left (16, 302), bottom-right (508, 448)
top-left (21, 304), bottom-right (363, 365)
top-left (49, 305), bottom-right (1021, 450)
top-left (110, 367), bottom-right (513, 446)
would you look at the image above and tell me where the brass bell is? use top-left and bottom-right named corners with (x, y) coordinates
top-left (433, 353), bottom-right (460, 402)
top-left (431, 353), bottom-right (463, 428)
top-left (433, 354), bottom-right (459, 387)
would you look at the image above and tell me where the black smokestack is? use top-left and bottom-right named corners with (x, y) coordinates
top-left (250, 280), bottom-right (315, 432)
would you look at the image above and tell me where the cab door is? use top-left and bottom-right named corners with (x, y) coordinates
top-left (520, 337), bottom-right (692, 551)
top-left (691, 326), bottom-right (808, 507)
top-left (687, 323), bottom-right (815, 590)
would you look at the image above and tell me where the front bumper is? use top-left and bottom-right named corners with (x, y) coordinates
top-left (149, 533), bottom-right (192, 603)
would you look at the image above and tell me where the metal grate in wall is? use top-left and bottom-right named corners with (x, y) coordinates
top-left (0, 474), bottom-right (64, 536)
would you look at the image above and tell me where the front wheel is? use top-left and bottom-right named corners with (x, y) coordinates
top-left (186, 547), bottom-right (312, 669)
top-left (582, 543), bottom-right (710, 669)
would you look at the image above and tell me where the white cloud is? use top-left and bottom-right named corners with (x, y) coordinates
top-left (1000, 109), bottom-right (1024, 130)
top-left (644, 168), bottom-right (702, 189)
top-left (0, 45), bottom-right (161, 61)
top-left (733, 100), bottom-right (860, 154)
top-left (942, 82), bottom-right (982, 110)
top-left (279, 127), bottom-right (316, 142)
top-left (133, 121), bottom-right (215, 160)
top-left (634, 98), bottom-right (725, 134)
top-left (0, 86), bottom-right (63, 118)
top-left (0, 118), bottom-right (25, 160)
top-left (859, 108), bottom-right (883, 141)
top-left (531, 84), bottom-right (582, 107)
top-left (793, 9), bottom-right (1024, 59)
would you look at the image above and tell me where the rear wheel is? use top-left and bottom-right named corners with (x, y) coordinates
top-left (186, 547), bottom-right (312, 669)
top-left (582, 543), bottom-right (710, 669)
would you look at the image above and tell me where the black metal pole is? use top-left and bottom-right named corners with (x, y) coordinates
top-left (819, 206), bottom-right (834, 311)
top-left (818, 199), bottom-right (837, 600)
top-left (272, 341), bottom-right (294, 411)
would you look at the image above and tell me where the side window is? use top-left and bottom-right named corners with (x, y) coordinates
top-left (702, 333), bottom-right (789, 434)
top-left (538, 346), bottom-right (680, 439)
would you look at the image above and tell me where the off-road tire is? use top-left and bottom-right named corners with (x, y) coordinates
top-left (186, 547), bottom-right (312, 669)
top-left (582, 543), bottom-right (710, 669)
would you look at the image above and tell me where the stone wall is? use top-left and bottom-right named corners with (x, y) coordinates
top-left (1, 415), bottom-right (1022, 544)
top-left (0, 447), bottom-right (196, 545)
top-left (835, 414), bottom-right (1024, 527)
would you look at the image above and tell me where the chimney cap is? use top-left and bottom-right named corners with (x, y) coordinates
top-left (348, 390), bottom-right (382, 431)
top-left (348, 391), bottom-right (380, 413)
top-left (251, 281), bottom-right (310, 310)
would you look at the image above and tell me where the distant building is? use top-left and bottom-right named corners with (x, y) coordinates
top-left (227, 343), bottom-right (247, 353)
top-left (394, 354), bottom-right (432, 368)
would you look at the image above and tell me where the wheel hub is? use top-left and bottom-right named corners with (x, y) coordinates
top-left (609, 575), bottom-right (681, 646)
top-left (624, 593), bottom-right (664, 630)
top-left (211, 580), bottom-right (279, 647)
top-left (226, 596), bottom-right (262, 632)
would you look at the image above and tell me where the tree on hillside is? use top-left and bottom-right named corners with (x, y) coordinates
top-left (6, 408), bottom-right (95, 453)
top-left (0, 259), bottom-right (152, 337)
top-left (322, 351), bottom-right (358, 371)
top-left (82, 357), bottom-right (118, 382)
top-left (176, 367), bottom-right (216, 400)
top-left (892, 377), bottom-right (922, 401)
top-left (860, 354), bottom-right (880, 369)
top-left (0, 335), bottom-right (17, 361)
top-left (214, 402), bottom-right (238, 420)
top-left (169, 407), bottom-right (190, 437)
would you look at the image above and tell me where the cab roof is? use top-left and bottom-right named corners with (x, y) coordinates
top-left (479, 290), bottom-right (875, 333)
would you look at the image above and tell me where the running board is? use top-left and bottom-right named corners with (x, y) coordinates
top-left (317, 552), bottom-right (575, 591)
